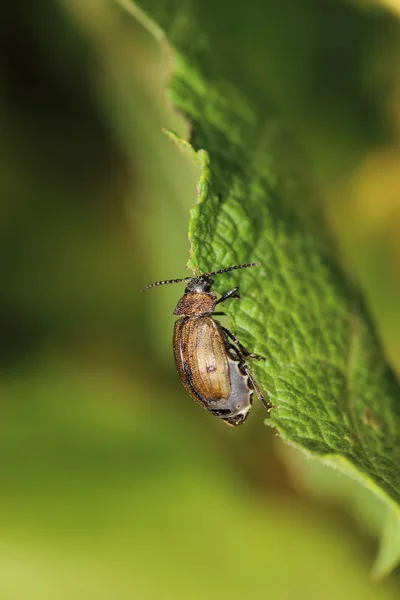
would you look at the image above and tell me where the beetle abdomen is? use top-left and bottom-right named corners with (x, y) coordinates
top-left (174, 316), bottom-right (231, 406)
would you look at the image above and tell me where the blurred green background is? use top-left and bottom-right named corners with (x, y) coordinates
top-left (1, 0), bottom-right (400, 597)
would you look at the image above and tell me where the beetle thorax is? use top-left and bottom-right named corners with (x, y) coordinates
top-left (173, 292), bottom-right (217, 316)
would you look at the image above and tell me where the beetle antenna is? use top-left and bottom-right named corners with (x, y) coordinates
top-left (142, 277), bottom-right (192, 291)
top-left (203, 262), bottom-right (261, 278)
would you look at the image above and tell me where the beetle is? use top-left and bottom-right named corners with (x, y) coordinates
top-left (142, 262), bottom-right (272, 426)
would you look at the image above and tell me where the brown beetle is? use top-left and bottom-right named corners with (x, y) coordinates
top-left (142, 263), bottom-right (272, 426)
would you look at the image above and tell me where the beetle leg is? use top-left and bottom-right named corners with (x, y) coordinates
top-left (220, 325), bottom-right (264, 361)
top-left (215, 287), bottom-right (240, 305)
top-left (238, 359), bottom-right (273, 411)
top-left (224, 339), bottom-right (272, 412)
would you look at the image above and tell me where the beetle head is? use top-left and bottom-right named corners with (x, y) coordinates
top-left (184, 275), bottom-right (213, 293)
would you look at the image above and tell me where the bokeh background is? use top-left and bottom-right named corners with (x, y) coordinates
top-left (1, 0), bottom-right (400, 597)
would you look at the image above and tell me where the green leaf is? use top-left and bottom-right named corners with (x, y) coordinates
top-left (281, 445), bottom-right (400, 580)
top-left (373, 505), bottom-right (400, 581)
top-left (119, 0), bottom-right (400, 555)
